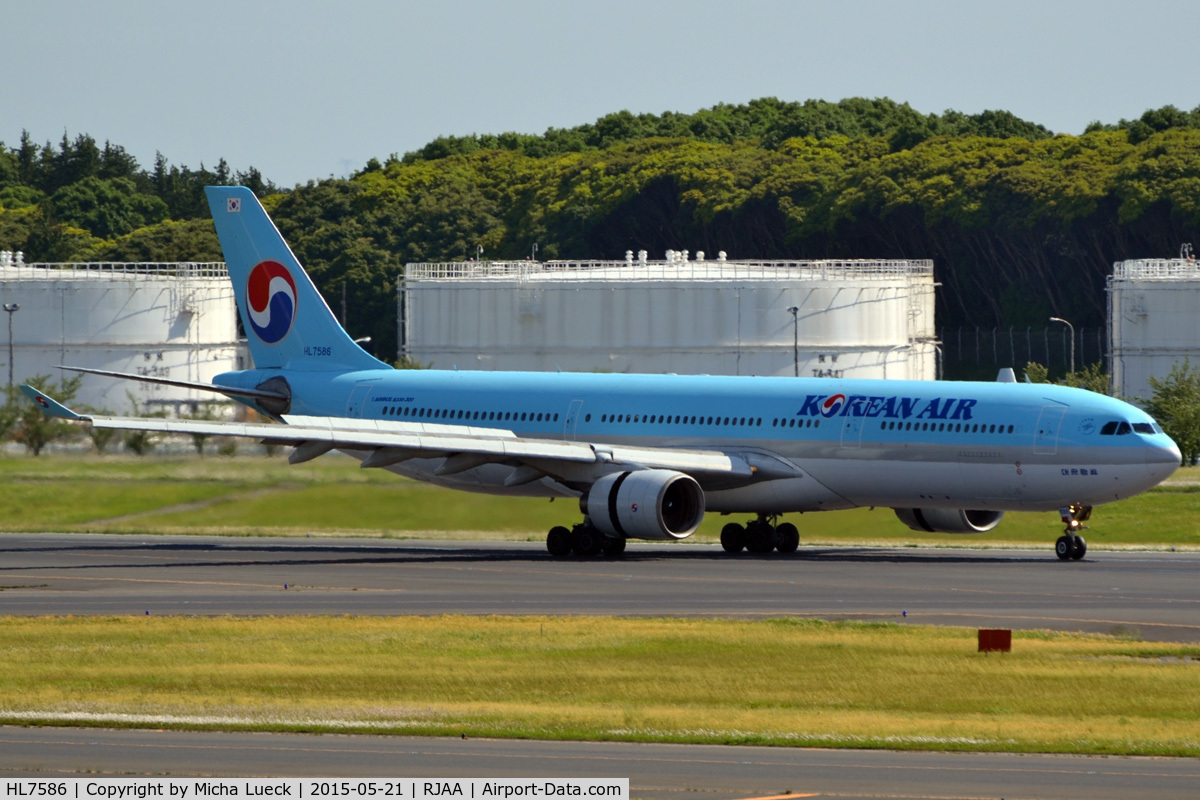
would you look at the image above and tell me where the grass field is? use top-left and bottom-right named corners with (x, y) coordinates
top-left (1, 453), bottom-right (1198, 548)
top-left (4, 454), bottom-right (1199, 758)
top-left (1, 616), bottom-right (1198, 756)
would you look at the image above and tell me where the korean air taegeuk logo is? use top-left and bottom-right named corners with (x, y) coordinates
top-left (246, 260), bottom-right (298, 344)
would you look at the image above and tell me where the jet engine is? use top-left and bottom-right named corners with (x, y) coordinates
top-left (584, 469), bottom-right (705, 540)
top-left (892, 507), bottom-right (1004, 534)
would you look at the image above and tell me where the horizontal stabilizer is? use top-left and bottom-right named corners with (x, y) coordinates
top-left (58, 366), bottom-right (289, 402)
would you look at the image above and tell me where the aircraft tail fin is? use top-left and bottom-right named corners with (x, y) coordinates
top-left (204, 186), bottom-right (389, 372)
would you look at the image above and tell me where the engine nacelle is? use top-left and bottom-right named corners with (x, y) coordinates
top-left (892, 507), bottom-right (1004, 534)
top-left (585, 469), bottom-right (705, 540)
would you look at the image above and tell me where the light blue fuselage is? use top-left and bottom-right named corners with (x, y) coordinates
top-left (219, 367), bottom-right (1181, 514)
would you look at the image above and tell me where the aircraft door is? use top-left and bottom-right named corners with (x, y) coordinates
top-left (346, 381), bottom-right (376, 418)
top-left (839, 414), bottom-right (865, 448)
top-left (1033, 404), bottom-right (1068, 455)
top-left (564, 399), bottom-right (584, 440)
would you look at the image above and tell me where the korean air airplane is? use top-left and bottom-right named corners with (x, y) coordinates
top-left (22, 186), bottom-right (1182, 561)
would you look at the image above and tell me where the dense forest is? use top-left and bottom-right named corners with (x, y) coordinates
top-left (3, 97), bottom-right (1200, 363)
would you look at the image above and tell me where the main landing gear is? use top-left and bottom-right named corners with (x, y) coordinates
top-left (546, 521), bottom-right (626, 558)
top-left (1055, 503), bottom-right (1091, 561)
top-left (719, 515), bottom-right (800, 555)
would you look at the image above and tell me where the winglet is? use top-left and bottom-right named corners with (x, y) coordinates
top-left (19, 385), bottom-right (86, 420)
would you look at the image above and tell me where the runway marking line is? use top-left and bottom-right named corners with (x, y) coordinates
top-left (7, 573), bottom-right (356, 592)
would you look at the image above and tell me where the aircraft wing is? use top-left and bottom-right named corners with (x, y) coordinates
top-left (19, 385), bottom-right (779, 490)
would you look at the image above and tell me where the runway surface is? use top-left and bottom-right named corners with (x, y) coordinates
top-left (2, 533), bottom-right (1199, 641)
top-left (3, 726), bottom-right (1200, 800)
top-left (4, 533), bottom-right (1200, 797)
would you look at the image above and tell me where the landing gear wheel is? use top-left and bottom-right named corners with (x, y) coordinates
top-left (1055, 535), bottom-right (1073, 561)
top-left (547, 526), bottom-right (573, 558)
top-left (572, 524), bottom-right (604, 557)
top-left (720, 523), bottom-right (746, 553)
top-left (601, 536), bottom-right (627, 557)
top-left (775, 522), bottom-right (800, 553)
top-left (745, 521), bottom-right (776, 554)
top-left (1071, 535), bottom-right (1087, 560)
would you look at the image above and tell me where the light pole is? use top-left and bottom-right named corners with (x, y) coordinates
top-left (3, 303), bottom-right (18, 390)
top-left (1049, 316), bottom-right (1074, 375)
top-left (787, 306), bottom-right (799, 377)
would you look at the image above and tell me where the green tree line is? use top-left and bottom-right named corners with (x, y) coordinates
top-left (4, 98), bottom-right (1200, 362)
top-left (0, 131), bottom-right (274, 262)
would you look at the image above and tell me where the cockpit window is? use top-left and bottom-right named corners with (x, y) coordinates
top-left (1132, 422), bottom-right (1155, 435)
top-left (1100, 421), bottom-right (1118, 435)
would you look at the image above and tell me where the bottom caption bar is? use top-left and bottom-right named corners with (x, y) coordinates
top-left (3, 781), bottom-right (629, 800)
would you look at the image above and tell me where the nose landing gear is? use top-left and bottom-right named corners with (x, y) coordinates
top-left (1055, 504), bottom-right (1091, 561)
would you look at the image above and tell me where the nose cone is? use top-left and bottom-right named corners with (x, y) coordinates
top-left (1146, 437), bottom-right (1182, 485)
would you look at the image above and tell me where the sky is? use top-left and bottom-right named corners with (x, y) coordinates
top-left (6, 0), bottom-right (1199, 188)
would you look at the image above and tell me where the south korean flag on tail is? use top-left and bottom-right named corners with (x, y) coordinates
top-left (227, 197), bottom-right (241, 213)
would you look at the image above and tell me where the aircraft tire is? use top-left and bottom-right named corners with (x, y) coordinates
top-left (1054, 535), bottom-right (1073, 561)
top-left (601, 536), bottom-right (627, 557)
top-left (572, 524), bottom-right (605, 557)
top-left (547, 526), bottom-right (573, 558)
top-left (775, 522), bottom-right (800, 553)
top-left (720, 523), bottom-right (746, 553)
top-left (745, 521), bottom-right (776, 554)
top-left (1071, 535), bottom-right (1087, 560)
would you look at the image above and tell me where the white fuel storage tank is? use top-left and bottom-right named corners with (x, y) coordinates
top-left (1109, 256), bottom-right (1200, 402)
top-left (399, 255), bottom-right (937, 379)
top-left (0, 257), bottom-right (240, 414)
